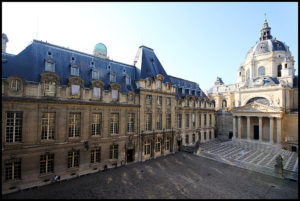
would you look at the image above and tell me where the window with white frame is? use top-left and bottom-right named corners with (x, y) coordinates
top-left (71, 66), bottom-right (79, 76)
top-left (127, 113), bottom-right (135, 132)
top-left (110, 113), bottom-right (119, 134)
top-left (166, 97), bottom-right (171, 106)
top-left (192, 113), bottom-right (195, 128)
top-left (45, 61), bottom-right (55, 72)
top-left (10, 79), bottom-right (21, 91)
top-left (157, 80), bottom-right (161, 89)
top-left (44, 81), bottom-right (56, 97)
top-left (40, 153), bottom-right (54, 174)
top-left (144, 140), bottom-right (151, 155)
top-left (110, 73), bottom-right (116, 82)
top-left (92, 69), bottom-right (99, 80)
top-left (146, 113), bottom-right (152, 131)
top-left (93, 87), bottom-right (101, 98)
top-left (5, 159), bottom-right (21, 181)
top-left (41, 113), bottom-right (55, 140)
top-left (112, 89), bottom-right (118, 100)
top-left (71, 85), bottom-right (80, 97)
top-left (109, 144), bottom-right (118, 159)
top-left (91, 148), bottom-right (101, 163)
top-left (146, 79), bottom-right (151, 87)
top-left (68, 150), bottom-right (80, 168)
top-left (68, 113), bottom-right (80, 137)
top-left (166, 113), bottom-right (171, 129)
top-left (6, 112), bottom-right (23, 143)
top-left (126, 76), bottom-right (131, 85)
top-left (92, 113), bottom-right (102, 136)
top-left (157, 113), bottom-right (162, 130)
top-left (155, 138), bottom-right (161, 153)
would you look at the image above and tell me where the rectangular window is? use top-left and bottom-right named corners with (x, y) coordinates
top-left (209, 114), bottom-right (212, 126)
top-left (157, 96), bottom-right (162, 105)
top-left (127, 113), bottom-right (135, 132)
top-left (166, 113), bottom-right (171, 129)
top-left (156, 113), bottom-right (162, 130)
top-left (90, 148), bottom-right (101, 163)
top-left (112, 89), bottom-right (118, 100)
top-left (146, 113), bottom-right (152, 131)
top-left (93, 87), bottom-right (101, 98)
top-left (71, 67), bottom-right (79, 76)
top-left (185, 114), bottom-right (189, 128)
top-left (192, 113), bottom-right (195, 128)
top-left (146, 95), bottom-right (152, 105)
top-left (44, 82), bottom-right (56, 97)
top-left (177, 114), bottom-right (182, 129)
top-left (157, 81), bottom-right (161, 89)
top-left (92, 70), bottom-right (99, 80)
top-left (110, 113), bottom-right (119, 134)
top-left (71, 85), bottom-right (80, 96)
top-left (92, 113), bottom-right (102, 136)
top-left (68, 150), bottom-right (80, 168)
top-left (144, 140), bottom-right (151, 155)
top-left (155, 138), bottom-right (161, 153)
top-left (45, 62), bottom-right (55, 72)
top-left (110, 73), bottom-right (116, 82)
top-left (41, 112), bottom-right (55, 140)
top-left (6, 112), bottom-right (23, 143)
top-left (204, 132), bottom-right (207, 140)
top-left (109, 144), bottom-right (118, 159)
top-left (192, 134), bottom-right (195, 143)
top-left (185, 135), bottom-right (189, 144)
top-left (126, 76), bottom-right (131, 85)
top-left (165, 137), bottom-right (170, 151)
top-left (166, 97), bottom-right (171, 106)
top-left (68, 113), bottom-right (80, 137)
top-left (198, 113), bottom-right (201, 128)
top-left (204, 114), bottom-right (207, 126)
top-left (40, 153), bottom-right (54, 174)
top-left (5, 160), bottom-right (21, 181)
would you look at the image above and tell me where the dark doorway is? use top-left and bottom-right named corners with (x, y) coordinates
top-left (177, 140), bottom-right (182, 151)
top-left (254, 125), bottom-right (259, 140)
top-left (229, 132), bottom-right (233, 139)
top-left (126, 149), bottom-right (134, 163)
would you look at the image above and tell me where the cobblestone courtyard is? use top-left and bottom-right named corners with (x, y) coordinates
top-left (3, 152), bottom-right (298, 199)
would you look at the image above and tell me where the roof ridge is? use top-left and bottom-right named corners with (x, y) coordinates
top-left (32, 40), bottom-right (136, 69)
top-left (169, 75), bottom-right (199, 86)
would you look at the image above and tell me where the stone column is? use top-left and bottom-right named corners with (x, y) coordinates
top-left (276, 118), bottom-right (281, 144)
top-left (269, 117), bottom-right (273, 143)
top-left (247, 116), bottom-right (250, 140)
top-left (259, 117), bottom-right (263, 142)
top-left (232, 116), bottom-right (236, 139)
top-left (237, 116), bottom-right (241, 139)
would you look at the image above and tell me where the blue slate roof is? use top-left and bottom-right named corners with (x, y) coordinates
top-left (139, 46), bottom-right (171, 83)
top-left (2, 40), bottom-right (140, 94)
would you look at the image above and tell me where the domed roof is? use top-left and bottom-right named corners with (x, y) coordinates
top-left (245, 39), bottom-right (289, 60)
top-left (2, 33), bottom-right (8, 41)
top-left (94, 43), bottom-right (107, 52)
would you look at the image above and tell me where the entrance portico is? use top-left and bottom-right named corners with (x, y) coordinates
top-left (232, 102), bottom-right (283, 144)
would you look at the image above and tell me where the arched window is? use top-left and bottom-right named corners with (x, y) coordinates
top-left (222, 100), bottom-right (227, 109)
top-left (258, 66), bottom-right (265, 76)
top-left (277, 65), bottom-right (282, 77)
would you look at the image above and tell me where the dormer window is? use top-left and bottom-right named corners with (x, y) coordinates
top-left (71, 84), bottom-right (80, 97)
top-left (147, 79), bottom-right (151, 87)
top-left (93, 87), bottom-right (101, 98)
top-left (112, 89), bottom-right (118, 100)
top-left (126, 76), bottom-right (131, 85)
top-left (92, 69), bottom-right (99, 80)
top-left (45, 61), bottom-right (55, 72)
top-left (10, 79), bottom-right (21, 91)
top-left (44, 81), bottom-right (56, 97)
top-left (110, 72), bottom-right (116, 82)
top-left (157, 80), bottom-right (161, 89)
top-left (167, 83), bottom-right (170, 90)
top-left (71, 66), bottom-right (79, 76)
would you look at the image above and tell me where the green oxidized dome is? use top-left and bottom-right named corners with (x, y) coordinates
top-left (94, 43), bottom-right (107, 52)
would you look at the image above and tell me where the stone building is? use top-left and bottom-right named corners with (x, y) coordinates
top-left (2, 35), bottom-right (215, 194)
top-left (207, 18), bottom-right (298, 151)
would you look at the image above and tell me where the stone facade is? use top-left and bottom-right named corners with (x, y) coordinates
top-left (2, 36), bottom-right (215, 194)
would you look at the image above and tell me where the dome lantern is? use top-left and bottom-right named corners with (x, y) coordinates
top-left (93, 43), bottom-right (107, 59)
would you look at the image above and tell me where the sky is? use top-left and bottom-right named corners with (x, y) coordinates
top-left (2, 2), bottom-right (298, 92)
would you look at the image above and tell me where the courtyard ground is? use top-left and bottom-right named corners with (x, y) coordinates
top-left (2, 152), bottom-right (298, 199)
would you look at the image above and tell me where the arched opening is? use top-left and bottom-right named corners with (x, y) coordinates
top-left (222, 100), bottom-right (227, 109)
top-left (277, 65), bottom-right (282, 77)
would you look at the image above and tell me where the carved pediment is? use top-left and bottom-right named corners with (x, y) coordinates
top-left (232, 102), bottom-right (280, 114)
